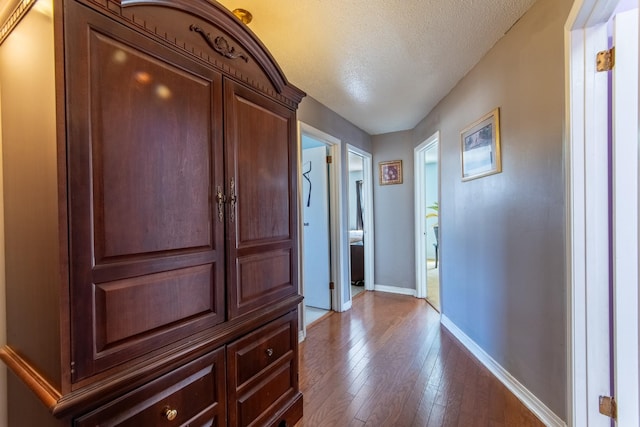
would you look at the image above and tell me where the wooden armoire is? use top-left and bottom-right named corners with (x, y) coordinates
top-left (0, 0), bottom-right (305, 425)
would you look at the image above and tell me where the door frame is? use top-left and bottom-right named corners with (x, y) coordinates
top-left (297, 122), bottom-right (347, 338)
top-left (347, 144), bottom-right (375, 292)
top-left (414, 131), bottom-right (439, 300)
top-left (565, 1), bottom-right (639, 425)
top-left (611, 6), bottom-right (639, 425)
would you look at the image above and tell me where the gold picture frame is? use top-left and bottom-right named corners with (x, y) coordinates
top-left (379, 160), bottom-right (403, 185)
top-left (461, 108), bottom-right (501, 181)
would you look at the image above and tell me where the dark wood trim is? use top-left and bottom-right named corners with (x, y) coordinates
top-left (0, 347), bottom-right (62, 410)
top-left (0, 0), bottom-right (36, 45)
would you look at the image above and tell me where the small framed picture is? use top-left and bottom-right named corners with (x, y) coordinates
top-left (379, 160), bottom-right (403, 185)
top-left (461, 108), bottom-right (501, 181)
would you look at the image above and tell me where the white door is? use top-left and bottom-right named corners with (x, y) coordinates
top-left (302, 145), bottom-right (331, 310)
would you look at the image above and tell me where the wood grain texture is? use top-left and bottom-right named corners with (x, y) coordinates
top-left (295, 292), bottom-right (544, 427)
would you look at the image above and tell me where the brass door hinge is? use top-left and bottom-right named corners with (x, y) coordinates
top-left (326, 155), bottom-right (332, 164)
top-left (596, 47), bottom-right (615, 72)
top-left (599, 395), bottom-right (617, 419)
top-left (329, 281), bottom-right (334, 290)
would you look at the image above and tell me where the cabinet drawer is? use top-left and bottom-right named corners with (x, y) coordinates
top-left (75, 348), bottom-right (226, 426)
top-left (228, 311), bottom-right (296, 387)
top-left (228, 310), bottom-right (299, 427)
top-left (236, 360), bottom-right (297, 427)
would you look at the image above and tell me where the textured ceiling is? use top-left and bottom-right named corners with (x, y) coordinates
top-left (216, 0), bottom-right (537, 135)
top-left (0, 0), bottom-right (537, 135)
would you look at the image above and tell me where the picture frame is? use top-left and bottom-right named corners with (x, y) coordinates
top-left (379, 160), bottom-right (403, 185)
top-left (460, 107), bottom-right (501, 181)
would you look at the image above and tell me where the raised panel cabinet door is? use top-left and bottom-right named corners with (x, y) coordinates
top-left (65, 2), bottom-right (225, 381)
top-left (224, 81), bottom-right (299, 318)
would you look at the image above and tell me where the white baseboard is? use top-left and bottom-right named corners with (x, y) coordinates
top-left (341, 300), bottom-right (352, 311)
top-left (298, 329), bottom-right (305, 343)
top-left (373, 284), bottom-right (417, 297)
top-left (441, 315), bottom-right (566, 427)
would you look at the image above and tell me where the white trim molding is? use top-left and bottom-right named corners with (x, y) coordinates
top-left (373, 284), bottom-right (417, 297)
top-left (346, 144), bottom-right (375, 293)
top-left (441, 315), bottom-right (566, 427)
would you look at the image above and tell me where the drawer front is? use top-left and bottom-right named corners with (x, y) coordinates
top-left (227, 310), bottom-right (299, 427)
top-left (237, 361), bottom-right (296, 427)
top-left (228, 312), bottom-right (296, 387)
top-left (75, 348), bottom-right (226, 426)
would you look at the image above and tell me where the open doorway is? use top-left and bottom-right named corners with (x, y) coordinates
top-left (301, 136), bottom-right (331, 326)
top-left (415, 132), bottom-right (440, 311)
top-left (298, 122), bottom-right (347, 333)
top-left (347, 146), bottom-right (374, 299)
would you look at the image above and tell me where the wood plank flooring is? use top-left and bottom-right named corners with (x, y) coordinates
top-left (295, 291), bottom-right (544, 427)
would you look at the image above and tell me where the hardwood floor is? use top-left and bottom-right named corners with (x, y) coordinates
top-left (295, 291), bottom-right (544, 427)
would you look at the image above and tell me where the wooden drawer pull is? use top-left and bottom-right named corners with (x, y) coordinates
top-left (162, 407), bottom-right (178, 421)
top-left (266, 348), bottom-right (274, 357)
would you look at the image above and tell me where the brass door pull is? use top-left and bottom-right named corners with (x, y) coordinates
top-left (216, 185), bottom-right (225, 222)
top-left (162, 407), bottom-right (178, 421)
top-left (229, 178), bottom-right (237, 222)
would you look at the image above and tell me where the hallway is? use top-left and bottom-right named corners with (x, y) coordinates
top-left (295, 292), bottom-right (543, 426)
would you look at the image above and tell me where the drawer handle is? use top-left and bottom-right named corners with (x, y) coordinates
top-left (162, 407), bottom-right (178, 421)
top-left (266, 348), bottom-right (274, 357)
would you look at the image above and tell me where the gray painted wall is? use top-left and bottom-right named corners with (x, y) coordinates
top-left (372, 131), bottom-right (415, 290)
top-left (413, 0), bottom-right (571, 419)
top-left (298, 96), bottom-right (372, 154)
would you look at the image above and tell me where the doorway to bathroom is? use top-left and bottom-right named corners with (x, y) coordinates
top-left (414, 132), bottom-right (440, 311)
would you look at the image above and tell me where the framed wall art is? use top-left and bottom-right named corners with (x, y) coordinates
top-left (461, 108), bottom-right (501, 181)
top-left (379, 160), bottom-right (403, 185)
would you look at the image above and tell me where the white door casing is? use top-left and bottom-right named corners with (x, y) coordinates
top-left (347, 144), bottom-right (375, 293)
top-left (415, 132), bottom-right (439, 300)
top-left (612, 6), bottom-right (639, 425)
top-left (566, 0), bottom-right (640, 425)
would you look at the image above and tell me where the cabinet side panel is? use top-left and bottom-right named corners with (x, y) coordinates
top-left (8, 372), bottom-right (66, 427)
top-left (0, 7), bottom-right (62, 387)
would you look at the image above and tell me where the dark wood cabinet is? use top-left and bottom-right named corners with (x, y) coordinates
top-left (0, 0), bottom-right (304, 425)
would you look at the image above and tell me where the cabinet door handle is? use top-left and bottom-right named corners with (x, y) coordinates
top-left (229, 178), bottom-right (237, 222)
top-left (216, 185), bottom-right (225, 222)
top-left (162, 407), bottom-right (178, 421)
top-left (266, 348), bottom-right (274, 357)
